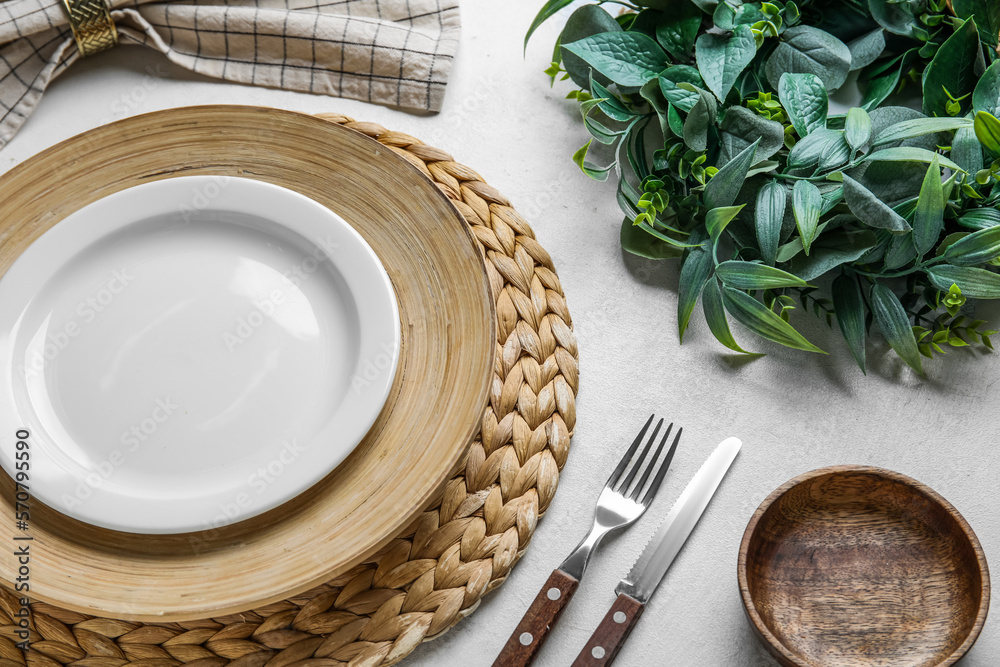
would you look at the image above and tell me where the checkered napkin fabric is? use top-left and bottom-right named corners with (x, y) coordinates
top-left (0, 0), bottom-right (461, 148)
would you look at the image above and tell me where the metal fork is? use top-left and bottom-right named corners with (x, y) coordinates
top-left (492, 415), bottom-right (682, 667)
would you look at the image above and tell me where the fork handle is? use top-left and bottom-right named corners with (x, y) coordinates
top-left (570, 593), bottom-right (645, 667)
top-left (492, 568), bottom-right (579, 667)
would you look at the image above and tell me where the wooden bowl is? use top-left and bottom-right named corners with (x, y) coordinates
top-left (738, 465), bottom-right (990, 667)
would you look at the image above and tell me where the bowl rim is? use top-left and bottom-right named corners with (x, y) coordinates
top-left (736, 464), bottom-right (991, 667)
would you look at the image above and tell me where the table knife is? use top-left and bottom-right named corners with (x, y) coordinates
top-left (570, 437), bottom-right (742, 666)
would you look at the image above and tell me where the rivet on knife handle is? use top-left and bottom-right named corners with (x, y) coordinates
top-left (492, 568), bottom-right (579, 667)
top-left (570, 593), bottom-right (644, 667)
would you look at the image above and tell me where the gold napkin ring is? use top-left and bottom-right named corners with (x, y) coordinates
top-left (62, 0), bottom-right (118, 57)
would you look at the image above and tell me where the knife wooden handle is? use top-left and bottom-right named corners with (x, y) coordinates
top-left (570, 593), bottom-right (645, 667)
top-left (492, 568), bottom-right (580, 667)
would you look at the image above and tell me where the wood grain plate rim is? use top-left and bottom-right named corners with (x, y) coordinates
top-left (736, 464), bottom-right (991, 667)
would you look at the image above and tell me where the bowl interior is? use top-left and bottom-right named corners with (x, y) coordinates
top-left (742, 468), bottom-right (987, 667)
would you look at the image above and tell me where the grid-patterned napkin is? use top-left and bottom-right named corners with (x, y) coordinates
top-left (0, 0), bottom-right (461, 148)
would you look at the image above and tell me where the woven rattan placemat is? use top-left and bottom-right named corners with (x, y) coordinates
top-left (0, 113), bottom-right (578, 667)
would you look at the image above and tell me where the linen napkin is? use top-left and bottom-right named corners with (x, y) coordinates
top-left (0, 0), bottom-right (460, 148)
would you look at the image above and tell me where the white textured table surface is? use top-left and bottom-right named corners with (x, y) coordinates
top-left (4, 2), bottom-right (997, 665)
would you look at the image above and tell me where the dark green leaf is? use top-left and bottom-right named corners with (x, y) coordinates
top-left (719, 106), bottom-right (785, 164)
top-left (716, 261), bottom-right (810, 289)
top-left (590, 75), bottom-right (635, 122)
top-left (868, 0), bottom-right (920, 37)
top-left (667, 103), bottom-right (685, 137)
top-left (640, 77), bottom-right (671, 138)
top-left (695, 24), bottom-right (757, 101)
top-left (702, 279), bottom-right (758, 354)
top-left (559, 5), bottom-right (623, 88)
top-left (959, 208), bottom-right (1000, 230)
top-left (655, 0), bottom-right (703, 60)
top-left (786, 128), bottom-right (849, 170)
top-left (973, 61), bottom-right (1000, 117)
top-left (942, 225), bottom-right (1000, 265)
top-left (845, 107), bottom-right (872, 151)
top-left (922, 17), bottom-right (981, 118)
top-left (755, 179), bottom-right (786, 265)
top-left (677, 231), bottom-right (714, 341)
top-left (842, 173), bottom-right (911, 232)
top-left (953, 0), bottom-right (1000, 47)
top-left (620, 216), bottom-right (684, 259)
top-left (870, 283), bottom-right (922, 374)
top-left (525, 0), bottom-right (575, 51)
top-left (860, 51), bottom-right (917, 110)
top-left (793, 180), bottom-right (822, 255)
top-left (975, 111), bottom-right (1000, 156)
top-left (778, 73), bottom-right (828, 137)
top-left (847, 28), bottom-right (885, 71)
top-left (721, 286), bottom-right (826, 353)
top-left (765, 26), bottom-right (852, 92)
top-left (564, 31), bottom-right (668, 87)
top-left (913, 155), bottom-right (944, 256)
top-left (832, 274), bottom-right (867, 373)
top-left (926, 265), bottom-right (1000, 297)
top-left (790, 229), bottom-right (879, 281)
top-left (951, 126), bottom-right (985, 176)
top-left (659, 74), bottom-right (701, 112)
top-left (864, 147), bottom-right (964, 173)
top-left (884, 232), bottom-right (916, 270)
top-left (683, 86), bottom-right (717, 152)
top-left (871, 116), bottom-right (974, 147)
top-left (704, 139), bottom-right (759, 210)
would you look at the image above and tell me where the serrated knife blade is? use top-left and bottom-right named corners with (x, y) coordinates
top-left (570, 437), bottom-right (742, 667)
top-left (616, 436), bottom-right (742, 603)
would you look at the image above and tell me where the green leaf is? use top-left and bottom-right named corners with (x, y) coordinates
top-left (922, 17), bottom-right (981, 118)
top-left (525, 0), bottom-right (574, 51)
top-left (572, 139), bottom-right (614, 181)
top-left (721, 286), bottom-right (826, 353)
top-left (559, 5), bottom-right (623, 88)
top-left (847, 28), bottom-right (885, 71)
top-left (959, 208), bottom-right (1000, 230)
top-left (590, 75), bottom-right (635, 123)
top-left (871, 116), bottom-right (974, 147)
top-left (926, 265), bottom-right (1000, 297)
top-left (786, 128), bottom-right (849, 170)
top-left (870, 283), bottom-right (923, 374)
top-left (702, 279), bottom-right (759, 354)
top-left (973, 61), bottom-right (1000, 117)
top-left (660, 75), bottom-right (701, 113)
top-left (844, 107), bottom-right (872, 152)
top-left (868, 0), bottom-right (919, 37)
top-left (667, 103), bottom-right (685, 137)
top-left (953, 0), bottom-right (1000, 47)
top-left (789, 229), bottom-right (878, 281)
top-left (683, 87), bottom-right (717, 152)
top-left (778, 73), bottom-right (828, 137)
top-left (864, 147), bottom-right (965, 173)
top-left (975, 111), bottom-right (1000, 156)
top-left (884, 233), bottom-right (916, 270)
top-left (832, 274), bottom-right (867, 373)
top-left (942, 225), bottom-right (1000, 266)
top-left (755, 179), bottom-right (786, 265)
top-left (842, 173), bottom-right (911, 232)
top-left (655, 0), bottom-right (703, 60)
top-left (620, 216), bottom-right (684, 259)
top-left (792, 180), bottom-right (822, 255)
top-left (677, 232), bottom-right (714, 341)
top-left (951, 126), bottom-right (985, 176)
top-left (860, 51), bottom-right (917, 111)
top-left (695, 24), bottom-right (757, 101)
top-left (704, 139), bottom-right (759, 210)
top-left (716, 261), bottom-right (810, 289)
top-left (719, 106), bottom-right (785, 164)
top-left (913, 155), bottom-right (944, 256)
top-left (765, 26), bottom-right (852, 92)
top-left (564, 31), bottom-right (668, 87)
top-left (706, 205), bottom-right (745, 240)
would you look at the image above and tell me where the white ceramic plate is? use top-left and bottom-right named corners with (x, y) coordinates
top-left (0, 176), bottom-right (400, 534)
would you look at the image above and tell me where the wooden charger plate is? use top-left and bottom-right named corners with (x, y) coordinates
top-left (738, 465), bottom-right (990, 667)
top-left (0, 106), bottom-right (495, 621)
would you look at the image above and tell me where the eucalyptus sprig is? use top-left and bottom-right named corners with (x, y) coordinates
top-left (528, 0), bottom-right (1000, 374)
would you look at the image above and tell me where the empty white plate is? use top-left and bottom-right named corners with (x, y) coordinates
top-left (0, 176), bottom-right (400, 534)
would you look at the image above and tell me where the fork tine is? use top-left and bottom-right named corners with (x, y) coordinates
top-left (628, 423), bottom-right (673, 501)
top-left (616, 418), bottom-right (663, 493)
top-left (605, 414), bottom-right (654, 487)
top-left (641, 426), bottom-right (682, 505)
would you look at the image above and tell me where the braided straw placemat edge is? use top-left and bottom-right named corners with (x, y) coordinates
top-left (0, 113), bottom-right (579, 667)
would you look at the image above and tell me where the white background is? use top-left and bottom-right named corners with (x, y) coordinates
top-left (3, 1), bottom-right (997, 665)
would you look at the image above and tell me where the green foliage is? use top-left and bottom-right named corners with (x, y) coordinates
top-left (529, 0), bottom-right (1000, 375)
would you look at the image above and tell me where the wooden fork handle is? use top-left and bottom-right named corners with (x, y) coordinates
top-left (492, 568), bottom-right (580, 667)
top-left (570, 593), bottom-right (645, 667)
